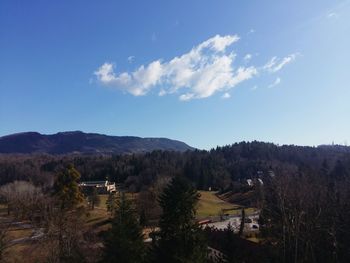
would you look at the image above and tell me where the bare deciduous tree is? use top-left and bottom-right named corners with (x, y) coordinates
top-left (0, 181), bottom-right (44, 220)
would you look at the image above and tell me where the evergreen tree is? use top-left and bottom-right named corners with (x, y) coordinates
top-left (53, 164), bottom-right (84, 210)
top-left (106, 192), bottom-right (117, 216)
top-left (139, 209), bottom-right (147, 227)
top-left (102, 193), bottom-right (145, 263)
top-left (238, 209), bottom-right (245, 237)
top-left (153, 176), bottom-right (208, 263)
top-left (87, 187), bottom-right (100, 210)
top-left (223, 223), bottom-right (238, 263)
top-left (50, 165), bottom-right (86, 262)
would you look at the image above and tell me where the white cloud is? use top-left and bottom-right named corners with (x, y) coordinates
top-left (251, 85), bottom-right (258, 91)
top-left (127, 56), bottom-right (135, 63)
top-left (95, 34), bottom-right (295, 101)
top-left (94, 60), bottom-right (163, 96)
top-left (268, 77), bottom-right (281, 88)
top-left (327, 12), bottom-right (339, 19)
top-left (244, 54), bottom-right (252, 62)
top-left (264, 53), bottom-right (298, 73)
top-left (222, 92), bottom-right (231, 99)
top-left (179, 93), bottom-right (195, 101)
top-left (198, 34), bottom-right (240, 52)
top-left (248, 29), bottom-right (255, 34)
top-left (158, 89), bottom-right (166, 96)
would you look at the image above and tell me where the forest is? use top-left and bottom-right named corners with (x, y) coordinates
top-left (0, 141), bottom-right (349, 191)
top-left (0, 141), bottom-right (350, 262)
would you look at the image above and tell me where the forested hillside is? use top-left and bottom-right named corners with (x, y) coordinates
top-left (0, 131), bottom-right (193, 154)
top-left (1, 141), bottom-right (350, 262)
top-left (1, 141), bottom-right (349, 190)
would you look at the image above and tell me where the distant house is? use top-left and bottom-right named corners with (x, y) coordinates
top-left (79, 180), bottom-right (116, 194)
top-left (246, 179), bottom-right (253, 186)
top-left (246, 178), bottom-right (263, 187)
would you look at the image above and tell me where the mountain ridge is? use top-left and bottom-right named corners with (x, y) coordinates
top-left (0, 131), bottom-right (194, 154)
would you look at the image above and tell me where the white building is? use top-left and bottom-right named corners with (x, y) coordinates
top-left (79, 180), bottom-right (116, 193)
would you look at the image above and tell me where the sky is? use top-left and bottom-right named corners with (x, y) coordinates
top-left (1, 0), bottom-right (350, 149)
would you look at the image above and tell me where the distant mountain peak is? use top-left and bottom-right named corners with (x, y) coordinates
top-left (55, 130), bottom-right (84, 135)
top-left (0, 131), bottom-right (194, 154)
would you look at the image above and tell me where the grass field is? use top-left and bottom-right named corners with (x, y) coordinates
top-left (96, 194), bottom-right (108, 209)
top-left (95, 193), bottom-right (138, 210)
top-left (0, 190), bottom-right (258, 262)
top-left (97, 191), bottom-right (254, 220)
top-left (196, 191), bottom-right (241, 219)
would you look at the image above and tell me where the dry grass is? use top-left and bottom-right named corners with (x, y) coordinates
top-left (196, 191), bottom-right (258, 219)
top-left (6, 228), bottom-right (32, 240)
top-left (196, 191), bottom-right (240, 219)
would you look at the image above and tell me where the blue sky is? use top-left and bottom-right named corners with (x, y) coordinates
top-left (1, 0), bottom-right (349, 149)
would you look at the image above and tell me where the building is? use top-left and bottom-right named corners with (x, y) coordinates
top-left (246, 179), bottom-right (253, 186)
top-left (79, 180), bottom-right (116, 194)
top-left (246, 178), bottom-right (264, 187)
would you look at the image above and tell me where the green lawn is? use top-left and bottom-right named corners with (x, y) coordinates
top-left (95, 193), bottom-right (137, 210)
top-left (196, 191), bottom-right (241, 219)
top-left (96, 194), bottom-right (108, 209)
top-left (96, 191), bottom-right (256, 221)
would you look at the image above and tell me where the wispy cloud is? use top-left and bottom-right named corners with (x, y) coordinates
top-left (94, 60), bottom-right (163, 96)
top-left (248, 29), bottom-right (255, 34)
top-left (327, 12), bottom-right (339, 19)
top-left (244, 54), bottom-right (252, 62)
top-left (222, 92), bottom-right (231, 99)
top-left (264, 53), bottom-right (298, 73)
top-left (268, 77), bottom-right (281, 88)
top-left (127, 56), bottom-right (135, 63)
top-left (95, 35), bottom-right (296, 101)
top-left (158, 89), bottom-right (166, 96)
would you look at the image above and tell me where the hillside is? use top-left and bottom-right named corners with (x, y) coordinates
top-left (0, 131), bottom-right (194, 154)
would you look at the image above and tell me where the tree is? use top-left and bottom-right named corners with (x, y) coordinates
top-left (102, 193), bottom-right (145, 263)
top-left (53, 164), bottom-right (84, 210)
top-left (139, 209), bottom-right (147, 227)
top-left (259, 168), bottom-right (350, 263)
top-left (0, 181), bottom-right (44, 220)
top-left (222, 223), bottom-right (238, 263)
top-left (106, 192), bottom-right (117, 216)
top-left (238, 209), bottom-right (245, 237)
top-left (0, 223), bottom-right (9, 262)
top-left (153, 176), bottom-right (208, 263)
top-left (43, 207), bottom-right (87, 263)
top-left (47, 165), bottom-right (86, 262)
top-left (87, 187), bottom-right (100, 210)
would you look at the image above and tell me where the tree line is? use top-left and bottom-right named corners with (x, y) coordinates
top-left (0, 148), bottom-right (349, 262)
top-left (0, 165), bottom-right (214, 262)
top-left (1, 141), bottom-right (350, 191)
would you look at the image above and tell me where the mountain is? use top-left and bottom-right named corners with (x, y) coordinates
top-left (0, 131), bottom-right (194, 154)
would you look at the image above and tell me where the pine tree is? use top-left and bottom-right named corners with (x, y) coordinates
top-left (102, 193), bottom-right (145, 263)
top-left (238, 209), bottom-right (245, 237)
top-left (50, 165), bottom-right (86, 262)
top-left (53, 164), bottom-right (84, 210)
top-left (153, 176), bottom-right (208, 263)
top-left (139, 209), bottom-right (147, 227)
top-left (223, 223), bottom-right (238, 263)
top-left (87, 187), bottom-right (100, 210)
top-left (106, 192), bottom-right (117, 216)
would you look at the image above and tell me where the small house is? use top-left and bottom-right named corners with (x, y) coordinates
top-left (79, 180), bottom-right (116, 194)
